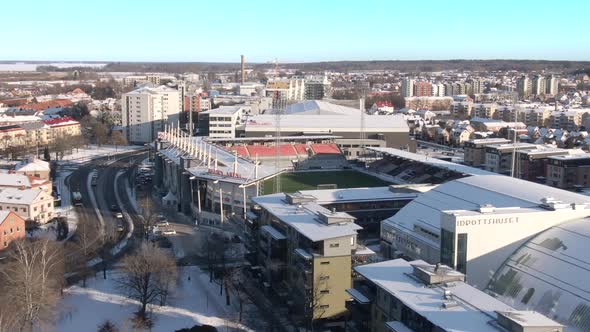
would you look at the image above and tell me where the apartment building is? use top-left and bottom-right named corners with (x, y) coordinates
top-left (122, 85), bottom-right (181, 143)
top-left (304, 75), bottom-right (331, 100)
top-left (0, 211), bottom-right (25, 250)
top-left (0, 187), bottom-right (54, 224)
top-left (546, 154), bottom-right (590, 189)
top-left (401, 78), bottom-right (415, 98)
top-left (515, 147), bottom-right (574, 181)
top-left (471, 103), bottom-right (496, 119)
top-left (451, 101), bottom-right (473, 118)
top-left (413, 81), bottom-right (432, 97)
top-left (347, 259), bottom-right (563, 332)
top-left (548, 110), bottom-right (590, 131)
top-left (266, 78), bottom-right (305, 104)
top-left (484, 142), bottom-right (537, 174)
top-left (43, 117), bottom-right (81, 140)
top-left (250, 192), bottom-right (362, 321)
top-left (463, 138), bottom-right (511, 167)
top-left (0, 125), bottom-right (26, 149)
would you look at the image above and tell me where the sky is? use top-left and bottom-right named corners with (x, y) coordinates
top-left (2, 0), bottom-right (589, 63)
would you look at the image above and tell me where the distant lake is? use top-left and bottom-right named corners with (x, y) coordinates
top-left (0, 62), bottom-right (107, 72)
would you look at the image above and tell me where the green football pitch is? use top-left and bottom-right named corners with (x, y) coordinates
top-left (262, 170), bottom-right (392, 194)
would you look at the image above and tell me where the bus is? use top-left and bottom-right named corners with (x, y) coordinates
top-left (72, 192), bottom-right (83, 206)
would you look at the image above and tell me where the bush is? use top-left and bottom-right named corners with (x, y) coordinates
top-left (97, 320), bottom-right (119, 332)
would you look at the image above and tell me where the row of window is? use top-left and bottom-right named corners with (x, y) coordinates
top-left (3, 226), bottom-right (20, 235)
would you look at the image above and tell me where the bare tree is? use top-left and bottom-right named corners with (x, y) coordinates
top-left (0, 238), bottom-right (64, 332)
top-left (307, 273), bottom-right (330, 332)
top-left (117, 243), bottom-right (177, 324)
top-left (139, 195), bottom-right (158, 241)
top-left (74, 215), bottom-right (99, 287)
top-left (226, 267), bottom-right (251, 322)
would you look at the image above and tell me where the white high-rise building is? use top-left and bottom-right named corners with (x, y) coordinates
top-left (122, 85), bottom-right (182, 143)
top-left (431, 83), bottom-right (445, 97)
top-left (401, 78), bottom-right (415, 97)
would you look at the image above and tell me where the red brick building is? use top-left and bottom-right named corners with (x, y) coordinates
top-left (0, 211), bottom-right (25, 250)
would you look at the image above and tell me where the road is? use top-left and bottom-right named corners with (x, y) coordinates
top-left (65, 151), bottom-right (147, 262)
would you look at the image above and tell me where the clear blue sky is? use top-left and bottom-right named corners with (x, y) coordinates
top-left (2, 0), bottom-right (589, 62)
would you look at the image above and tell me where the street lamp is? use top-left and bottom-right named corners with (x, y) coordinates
top-left (213, 179), bottom-right (223, 224)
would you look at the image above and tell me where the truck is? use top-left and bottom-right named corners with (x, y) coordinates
top-left (72, 192), bottom-right (83, 206)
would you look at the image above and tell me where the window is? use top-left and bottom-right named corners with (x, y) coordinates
top-left (329, 243), bottom-right (339, 248)
top-left (320, 290), bottom-right (330, 294)
top-left (319, 276), bottom-right (330, 281)
top-left (10, 228), bottom-right (12, 233)
top-left (3, 242), bottom-right (6, 247)
top-left (319, 305), bottom-right (329, 309)
top-left (440, 229), bottom-right (455, 267)
top-left (456, 233), bottom-right (468, 274)
top-left (350, 236), bottom-right (355, 246)
top-left (320, 261), bottom-right (330, 265)
top-left (13, 208), bottom-right (17, 212)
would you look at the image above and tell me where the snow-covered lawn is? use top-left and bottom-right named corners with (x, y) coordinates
top-left (53, 266), bottom-right (254, 332)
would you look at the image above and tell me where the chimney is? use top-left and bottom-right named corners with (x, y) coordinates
top-left (240, 55), bottom-right (245, 84)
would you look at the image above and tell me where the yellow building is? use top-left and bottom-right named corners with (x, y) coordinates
top-left (251, 192), bottom-right (361, 324)
top-left (0, 187), bottom-right (54, 224)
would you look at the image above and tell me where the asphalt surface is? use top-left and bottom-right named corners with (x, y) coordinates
top-left (66, 151), bottom-right (147, 253)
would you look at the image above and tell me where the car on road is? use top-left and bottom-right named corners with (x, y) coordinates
top-left (162, 229), bottom-right (176, 235)
top-left (156, 220), bottom-right (169, 227)
top-left (116, 221), bottom-right (124, 232)
top-left (113, 212), bottom-right (123, 219)
top-left (110, 205), bottom-right (120, 212)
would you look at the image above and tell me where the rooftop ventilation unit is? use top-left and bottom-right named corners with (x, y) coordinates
top-left (478, 204), bottom-right (495, 213)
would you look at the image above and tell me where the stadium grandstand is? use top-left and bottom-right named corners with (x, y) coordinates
top-left (363, 147), bottom-right (494, 185)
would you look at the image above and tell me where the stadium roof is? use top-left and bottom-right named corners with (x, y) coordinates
top-left (297, 186), bottom-right (419, 205)
top-left (282, 100), bottom-right (360, 116)
top-left (368, 147), bottom-right (495, 176)
top-left (489, 218), bottom-right (590, 332)
top-left (245, 114), bottom-right (408, 133)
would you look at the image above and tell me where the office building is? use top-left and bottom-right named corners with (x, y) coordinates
top-left (546, 154), bottom-right (590, 189)
top-left (197, 105), bottom-right (251, 138)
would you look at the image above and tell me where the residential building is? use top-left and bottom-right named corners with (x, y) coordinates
top-left (0, 211), bottom-right (25, 250)
top-left (546, 154), bottom-right (590, 189)
top-left (463, 138), bottom-right (511, 167)
top-left (0, 125), bottom-right (26, 150)
top-left (122, 85), bottom-right (182, 143)
top-left (43, 117), bottom-right (81, 140)
top-left (250, 192), bottom-right (362, 321)
top-left (471, 103), bottom-right (496, 119)
top-left (0, 187), bottom-right (54, 224)
top-left (431, 83), bottom-right (445, 97)
top-left (14, 158), bottom-right (50, 181)
top-left (19, 121), bottom-right (50, 146)
top-left (0, 172), bottom-right (51, 194)
top-left (515, 147), bottom-right (574, 182)
top-left (451, 101), bottom-right (473, 118)
top-left (304, 74), bottom-right (331, 100)
top-left (545, 74), bottom-right (559, 95)
top-left (549, 110), bottom-right (590, 131)
top-left (401, 78), bottom-right (415, 98)
top-left (348, 259), bottom-right (563, 332)
top-left (266, 77), bottom-right (305, 106)
top-left (413, 81), bottom-right (432, 97)
top-left (484, 142), bottom-right (537, 174)
top-left (531, 75), bottom-right (546, 96)
top-left (517, 76), bottom-right (532, 98)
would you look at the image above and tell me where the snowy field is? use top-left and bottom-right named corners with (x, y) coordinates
top-left (53, 266), bottom-right (254, 332)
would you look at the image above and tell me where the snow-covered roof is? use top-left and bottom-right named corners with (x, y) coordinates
top-left (245, 114), bottom-right (408, 133)
top-left (354, 259), bottom-right (516, 332)
top-left (297, 186), bottom-right (419, 205)
top-left (0, 187), bottom-right (44, 205)
top-left (199, 105), bottom-right (247, 115)
top-left (281, 100), bottom-right (360, 116)
top-left (489, 218), bottom-right (590, 332)
top-left (384, 174), bottom-right (590, 235)
top-left (0, 172), bottom-right (33, 188)
top-left (252, 193), bottom-right (362, 242)
top-left (15, 158), bottom-right (50, 173)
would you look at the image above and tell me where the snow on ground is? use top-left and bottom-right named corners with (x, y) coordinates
top-left (54, 266), bottom-right (253, 332)
top-left (56, 145), bottom-right (143, 165)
